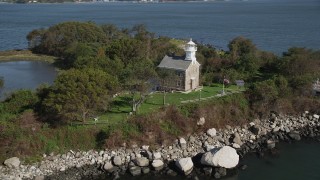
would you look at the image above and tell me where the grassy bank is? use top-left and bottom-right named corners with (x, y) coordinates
top-left (0, 93), bottom-right (250, 163)
top-left (0, 50), bottom-right (56, 63)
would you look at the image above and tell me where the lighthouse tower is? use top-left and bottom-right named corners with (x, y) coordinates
top-left (184, 39), bottom-right (197, 63)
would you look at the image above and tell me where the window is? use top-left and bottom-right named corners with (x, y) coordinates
top-left (176, 80), bottom-right (182, 87)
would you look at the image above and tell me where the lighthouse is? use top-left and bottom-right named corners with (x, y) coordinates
top-left (184, 39), bottom-right (197, 63)
top-left (158, 38), bottom-right (200, 92)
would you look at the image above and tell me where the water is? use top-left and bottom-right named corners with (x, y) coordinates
top-left (0, 0), bottom-right (320, 53)
top-left (0, 61), bottom-right (57, 99)
top-left (112, 139), bottom-right (320, 180)
top-left (238, 139), bottom-right (320, 180)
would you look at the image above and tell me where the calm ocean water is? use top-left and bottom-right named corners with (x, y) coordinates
top-left (0, 0), bottom-right (320, 53)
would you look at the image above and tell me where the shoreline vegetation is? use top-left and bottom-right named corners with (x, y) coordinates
top-left (0, 21), bottom-right (319, 179)
top-left (1, 112), bottom-right (319, 179)
top-left (0, 50), bottom-right (56, 63)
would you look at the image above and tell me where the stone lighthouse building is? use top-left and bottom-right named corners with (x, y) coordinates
top-left (158, 39), bottom-right (200, 92)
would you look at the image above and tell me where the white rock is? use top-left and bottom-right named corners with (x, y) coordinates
top-left (142, 145), bottom-right (149, 151)
top-left (313, 114), bottom-right (319, 119)
top-left (103, 162), bottom-right (114, 172)
top-left (152, 160), bottom-right (164, 171)
top-left (232, 143), bottom-right (241, 149)
top-left (175, 157), bottom-right (194, 175)
top-left (113, 156), bottom-right (122, 166)
top-left (59, 167), bottom-right (65, 172)
top-left (179, 138), bottom-right (187, 149)
top-left (153, 152), bottom-right (162, 160)
top-left (250, 135), bottom-right (256, 140)
top-left (135, 157), bottom-right (149, 167)
top-left (249, 122), bottom-right (255, 127)
top-left (200, 146), bottom-right (239, 169)
top-left (4, 157), bottom-right (20, 168)
top-left (197, 117), bottom-right (205, 126)
top-left (207, 128), bottom-right (217, 137)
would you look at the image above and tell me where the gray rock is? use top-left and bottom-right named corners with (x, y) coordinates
top-left (203, 167), bottom-right (212, 176)
top-left (216, 167), bottom-right (227, 176)
top-left (273, 127), bottom-right (280, 132)
top-left (135, 157), bottom-right (149, 167)
top-left (113, 156), bottom-right (122, 166)
top-left (266, 140), bottom-right (276, 149)
top-left (207, 128), bottom-right (217, 137)
top-left (4, 157), bottom-right (20, 168)
top-left (233, 133), bottom-right (243, 146)
top-left (142, 167), bottom-right (150, 174)
top-left (34, 176), bottom-right (45, 180)
top-left (214, 172), bottom-right (221, 179)
top-left (129, 166), bottom-right (141, 176)
top-left (175, 157), bottom-right (194, 175)
top-left (189, 135), bottom-right (196, 143)
top-left (152, 159), bottom-right (164, 171)
top-left (167, 169), bottom-right (178, 176)
top-left (288, 132), bottom-right (301, 141)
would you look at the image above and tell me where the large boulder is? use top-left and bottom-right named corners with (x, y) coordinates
top-left (175, 157), bottom-right (194, 175)
top-left (200, 146), bottom-right (239, 169)
top-left (4, 157), bottom-right (20, 168)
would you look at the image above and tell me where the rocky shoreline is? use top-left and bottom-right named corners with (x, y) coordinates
top-left (1, 112), bottom-right (320, 180)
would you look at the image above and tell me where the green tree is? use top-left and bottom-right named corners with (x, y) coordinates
top-left (42, 68), bottom-right (118, 123)
top-left (278, 47), bottom-right (320, 95)
top-left (2, 90), bottom-right (38, 114)
top-left (27, 22), bottom-right (107, 57)
top-left (122, 60), bottom-right (156, 113)
top-left (228, 36), bottom-right (257, 61)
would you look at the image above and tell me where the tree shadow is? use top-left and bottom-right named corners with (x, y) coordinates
top-left (96, 130), bottom-right (109, 149)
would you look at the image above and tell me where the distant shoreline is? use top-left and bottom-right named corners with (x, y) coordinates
top-left (0, 50), bottom-right (56, 63)
top-left (0, 0), bottom-right (229, 5)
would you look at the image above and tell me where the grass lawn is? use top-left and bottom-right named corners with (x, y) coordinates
top-left (97, 84), bottom-right (243, 124)
top-left (0, 50), bottom-right (56, 63)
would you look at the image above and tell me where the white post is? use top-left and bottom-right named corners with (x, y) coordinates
top-left (222, 78), bottom-right (225, 95)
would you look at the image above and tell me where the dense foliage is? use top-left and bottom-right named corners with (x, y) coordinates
top-left (41, 68), bottom-right (118, 123)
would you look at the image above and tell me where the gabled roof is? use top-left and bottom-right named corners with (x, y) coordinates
top-left (157, 55), bottom-right (191, 71)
